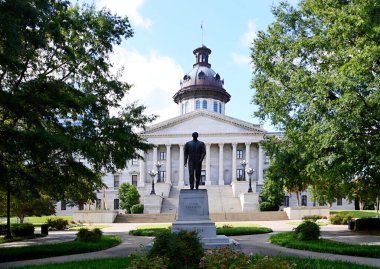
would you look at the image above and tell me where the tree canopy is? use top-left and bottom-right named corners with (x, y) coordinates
top-left (252, 0), bottom-right (380, 204)
top-left (0, 0), bottom-right (154, 212)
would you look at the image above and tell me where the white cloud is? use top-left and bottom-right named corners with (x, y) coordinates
top-left (240, 20), bottom-right (257, 47)
top-left (231, 52), bottom-right (251, 65)
top-left (96, 0), bottom-right (151, 28)
top-left (110, 46), bottom-right (184, 122)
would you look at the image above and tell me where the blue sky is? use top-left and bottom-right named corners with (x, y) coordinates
top-left (88, 0), bottom-right (300, 130)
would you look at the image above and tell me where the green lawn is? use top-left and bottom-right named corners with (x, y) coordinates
top-left (270, 232), bottom-right (380, 259)
top-left (0, 235), bottom-right (121, 262)
top-left (330, 210), bottom-right (378, 219)
top-left (11, 254), bottom-right (378, 269)
top-left (0, 216), bottom-right (73, 225)
top-left (128, 223), bottom-right (272, 237)
top-left (0, 234), bottom-right (46, 244)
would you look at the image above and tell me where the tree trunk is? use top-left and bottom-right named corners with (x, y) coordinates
top-left (376, 196), bottom-right (379, 219)
top-left (5, 178), bottom-right (13, 239)
top-left (296, 192), bottom-right (300, 207)
top-left (359, 199), bottom-right (365, 210)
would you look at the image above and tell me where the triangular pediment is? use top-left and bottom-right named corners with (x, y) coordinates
top-left (141, 110), bottom-right (265, 136)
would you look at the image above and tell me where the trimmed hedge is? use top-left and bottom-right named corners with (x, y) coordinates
top-left (294, 221), bottom-right (320, 241)
top-left (330, 213), bottom-right (354, 225)
top-left (11, 223), bottom-right (35, 237)
top-left (76, 228), bottom-right (103, 242)
top-left (0, 223), bottom-right (7, 235)
top-left (47, 218), bottom-right (68, 230)
top-left (354, 218), bottom-right (380, 231)
top-left (130, 204), bottom-right (144, 214)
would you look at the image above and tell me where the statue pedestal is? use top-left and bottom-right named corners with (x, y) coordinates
top-left (143, 195), bottom-right (163, 213)
top-left (172, 189), bottom-right (239, 249)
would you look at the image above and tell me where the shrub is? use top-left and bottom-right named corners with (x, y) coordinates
top-left (199, 247), bottom-right (249, 268)
top-left (259, 201), bottom-right (279, 211)
top-left (128, 253), bottom-right (168, 269)
top-left (354, 218), bottom-right (380, 231)
top-left (118, 183), bottom-right (141, 213)
top-left (76, 228), bottom-right (103, 242)
top-left (47, 218), bottom-right (68, 230)
top-left (148, 230), bottom-right (203, 269)
top-left (130, 204), bottom-right (144, 214)
top-left (293, 221), bottom-right (320, 241)
top-left (330, 212), bottom-right (354, 225)
top-left (11, 223), bottom-right (34, 237)
top-left (302, 215), bottom-right (323, 222)
top-left (0, 223), bottom-right (7, 235)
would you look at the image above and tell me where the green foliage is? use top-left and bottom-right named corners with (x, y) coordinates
top-left (118, 183), bottom-right (141, 213)
top-left (128, 253), bottom-right (168, 269)
top-left (252, 0), bottom-right (380, 206)
top-left (0, 235), bottom-right (121, 262)
top-left (302, 215), bottom-right (325, 222)
top-left (76, 228), bottom-right (102, 242)
top-left (330, 213), bottom-right (354, 225)
top-left (130, 203), bottom-right (144, 214)
top-left (270, 232), bottom-right (380, 259)
top-left (47, 218), bottom-right (68, 230)
top-left (0, 223), bottom-right (7, 235)
top-left (354, 218), bottom-right (380, 231)
top-left (294, 221), bottom-right (320, 241)
top-left (199, 247), bottom-right (249, 268)
top-left (216, 226), bottom-right (272, 236)
top-left (0, 0), bottom-right (155, 232)
top-left (10, 223), bottom-right (34, 237)
top-left (259, 173), bottom-right (284, 211)
top-left (147, 230), bottom-right (204, 269)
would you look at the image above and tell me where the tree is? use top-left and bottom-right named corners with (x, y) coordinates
top-left (0, 0), bottom-right (155, 238)
top-left (0, 191), bottom-right (55, 223)
top-left (251, 0), bottom-right (380, 205)
top-left (259, 176), bottom-right (284, 211)
top-left (118, 182), bottom-right (140, 213)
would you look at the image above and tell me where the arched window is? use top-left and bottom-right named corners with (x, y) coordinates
top-left (195, 100), bottom-right (200, 109)
top-left (219, 103), bottom-right (222, 113)
top-left (202, 100), bottom-right (207, 109)
top-left (213, 101), bottom-right (218, 112)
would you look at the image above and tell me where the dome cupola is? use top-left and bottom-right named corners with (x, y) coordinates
top-left (173, 45), bottom-right (231, 115)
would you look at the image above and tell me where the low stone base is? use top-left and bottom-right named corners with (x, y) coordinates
top-left (284, 206), bottom-right (330, 220)
top-left (172, 220), bottom-right (216, 238)
top-left (231, 180), bottom-right (257, 197)
top-left (154, 182), bottom-right (171, 197)
top-left (143, 195), bottom-right (163, 214)
top-left (201, 235), bottom-right (240, 250)
top-left (239, 192), bottom-right (259, 212)
top-left (73, 210), bottom-right (118, 223)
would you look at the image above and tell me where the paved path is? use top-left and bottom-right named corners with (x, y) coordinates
top-left (0, 221), bottom-right (380, 268)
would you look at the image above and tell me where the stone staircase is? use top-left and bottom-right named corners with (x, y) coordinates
top-left (116, 185), bottom-right (289, 223)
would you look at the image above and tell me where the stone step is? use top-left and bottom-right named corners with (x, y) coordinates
top-left (114, 211), bottom-right (288, 223)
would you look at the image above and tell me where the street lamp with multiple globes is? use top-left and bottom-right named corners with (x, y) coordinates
top-left (148, 170), bottom-right (157, 195)
top-left (240, 160), bottom-right (248, 181)
top-left (155, 161), bottom-right (163, 182)
top-left (246, 167), bottom-right (255, 193)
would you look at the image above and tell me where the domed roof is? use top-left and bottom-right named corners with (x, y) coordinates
top-left (173, 45), bottom-right (231, 104)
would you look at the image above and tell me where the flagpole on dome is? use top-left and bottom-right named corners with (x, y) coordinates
top-left (201, 21), bottom-right (204, 46)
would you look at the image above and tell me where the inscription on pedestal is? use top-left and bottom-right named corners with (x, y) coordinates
top-left (177, 189), bottom-right (210, 221)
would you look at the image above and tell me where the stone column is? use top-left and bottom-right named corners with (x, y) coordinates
top-left (179, 144), bottom-right (185, 186)
top-left (153, 146), bottom-right (158, 182)
top-left (205, 143), bottom-right (211, 186)
top-left (245, 142), bottom-right (251, 167)
top-left (138, 151), bottom-right (145, 187)
top-left (218, 143), bottom-right (224, 185)
top-left (258, 144), bottom-right (264, 184)
top-left (165, 144), bottom-right (171, 184)
top-left (232, 143), bottom-right (237, 182)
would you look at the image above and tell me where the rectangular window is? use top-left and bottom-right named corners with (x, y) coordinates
top-left (96, 199), bottom-right (101, 209)
top-left (284, 196), bottom-right (290, 207)
top-left (301, 195), bottom-right (307, 206)
top-left (114, 199), bottom-right (119, 210)
top-left (131, 159), bottom-right (138, 165)
top-left (159, 151), bottom-right (166, 160)
top-left (201, 170), bottom-right (206, 185)
top-left (159, 171), bottom-right (166, 182)
top-left (236, 169), bottom-right (245, 181)
top-left (61, 200), bottom-right (66, 211)
top-left (237, 149), bottom-right (244, 159)
top-left (337, 197), bottom-right (343, 206)
top-left (132, 175), bottom-right (138, 186)
top-left (114, 175), bottom-right (120, 188)
top-left (78, 203), bottom-right (84, 211)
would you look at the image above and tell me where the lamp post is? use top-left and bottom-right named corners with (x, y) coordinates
top-left (155, 161), bottom-right (162, 182)
top-left (246, 168), bottom-right (255, 193)
top-left (148, 170), bottom-right (157, 195)
top-left (240, 160), bottom-right (248, 181)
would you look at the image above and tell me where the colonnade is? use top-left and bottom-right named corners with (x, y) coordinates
top-left (138, 142), bottom-right (265, 187)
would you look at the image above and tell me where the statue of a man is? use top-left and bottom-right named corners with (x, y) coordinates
top-left (184, 132), bottom-right (206, 189)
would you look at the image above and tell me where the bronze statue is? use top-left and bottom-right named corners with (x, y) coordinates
top-left (184, 132), bottom-right (206, 189)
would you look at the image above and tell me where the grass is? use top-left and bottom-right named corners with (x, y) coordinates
top-left (0, 235), bottom-right (121, 263)
top-left (11, 254), bottom-right (378, 269)
top-left (330, 210), bottom-right (377, 219)
top-left (128, 223), bottom-right (272, 237)
top-left (270, 232), bottom-right (380, 259)
top-left (0, 216), bottom-right (73, 225)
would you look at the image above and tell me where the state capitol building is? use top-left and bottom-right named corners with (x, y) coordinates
top-left (57, 45), bottom-right (353, 216)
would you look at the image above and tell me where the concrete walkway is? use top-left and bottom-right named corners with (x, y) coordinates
top-left (0, 221), bottom-right (380, 268)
